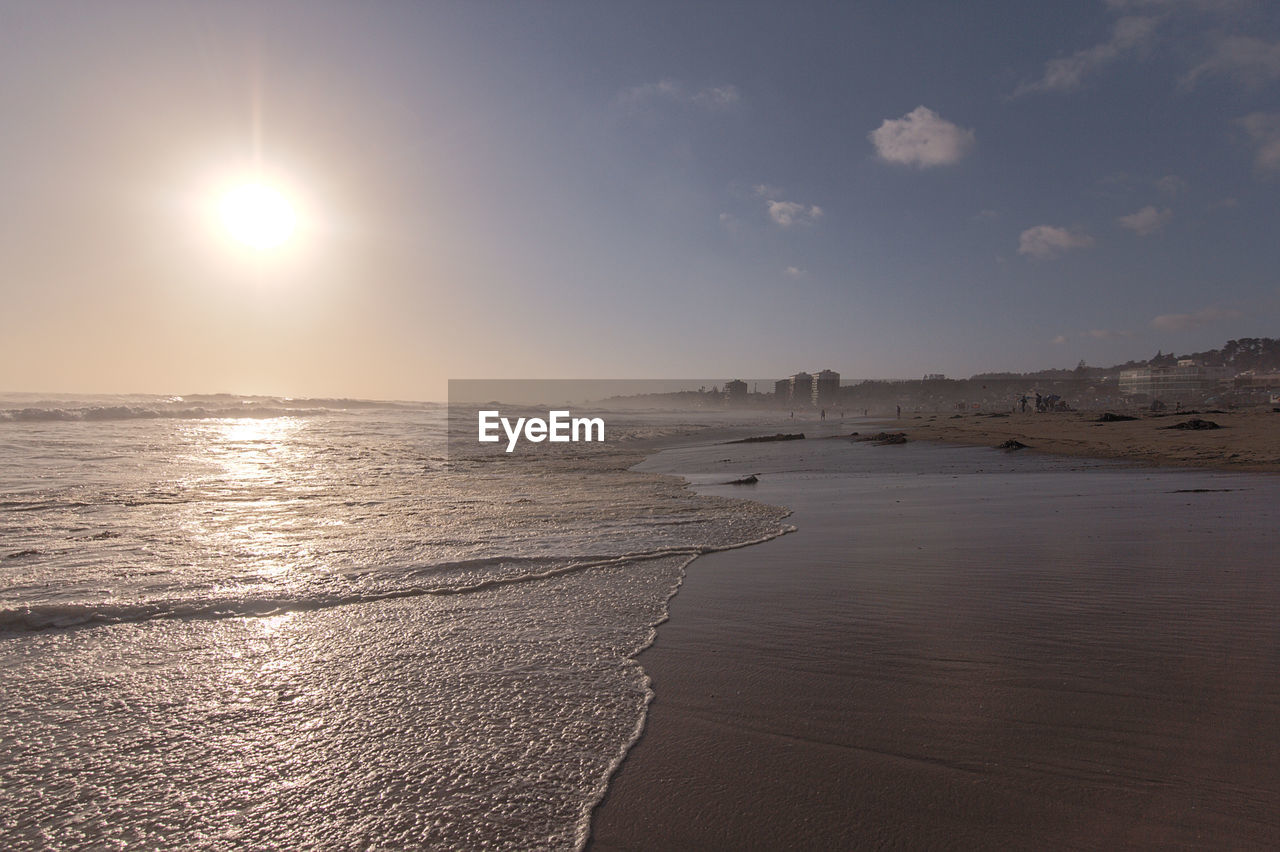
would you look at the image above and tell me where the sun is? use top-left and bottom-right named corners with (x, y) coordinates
top-left (219, 183), bottom-right (296, 249)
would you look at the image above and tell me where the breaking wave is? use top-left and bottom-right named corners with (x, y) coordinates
top-left (0, 530), bottom-right (791, 634)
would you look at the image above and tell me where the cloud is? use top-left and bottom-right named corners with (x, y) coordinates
top-left (784, 266), bottom-right (806, 278)
top-left (868, 106), bottom-right (975, 168)
top-left (1238, 112), bottom-right (1280, 173)
top-left (767, 200), bottom-right (823, 227)
top-left (1151, 305), bottom-right (1243, 330)
top-left (1052, 334), bottom-right (1069, 345)
top-left (1155, 174), bottom-right (1187, 195)
top-left (1013, 15), bottom-right (1159, 95)
top-left (692, 85), bottom-right (742, 109)
top-left (750, 185), bottom-right (824, 228)
top-left (1017, 225), bottom-right (1095, 259)
top-left (1025, 2), bottom-right (1269, 97)
top-left (1183, 35), bottom-right (1280, 88)
top-left (618, 79), bottom-right (742, 111)
top-left (1118, 205), bottom-right (1173, 235)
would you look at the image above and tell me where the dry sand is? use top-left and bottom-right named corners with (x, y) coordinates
top-left (897, 407), bottom-right (1280, 471)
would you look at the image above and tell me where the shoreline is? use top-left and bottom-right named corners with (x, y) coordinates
top-left (588, 432), bottom-right (1280, 849)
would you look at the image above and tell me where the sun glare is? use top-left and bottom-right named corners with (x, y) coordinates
top-left (219, 183), bottom-right (296, 249)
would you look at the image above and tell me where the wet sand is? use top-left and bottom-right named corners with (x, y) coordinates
top-left (589, 439), bottom-right (1280, 849)
top-left (898, 407), bottom-right (1280, 472)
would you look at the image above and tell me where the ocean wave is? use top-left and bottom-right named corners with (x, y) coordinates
top-left (0, 394), bottom-right (437, 423)
top-left (0, 531), bottom-right (792, 634)
top-left (0, 405), bottom-right (328, 423)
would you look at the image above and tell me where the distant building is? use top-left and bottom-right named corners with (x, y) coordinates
top-left (724, 379), bottom-right (748, 404)
top-left (789, 372), bottom-right (814, 406)
top-left (812, 369), bottom-right (840, 406)
top-left (774, 378), bottom-right (791, 401)
top-left (1233, 371), bottom-right (1280, 390)
top-left (923, 373), bottom-right (946, 381)
top-left (1119, 362), bottom-right (1220, 401)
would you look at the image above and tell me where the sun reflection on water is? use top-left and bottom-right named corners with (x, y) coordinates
top-left (209, 417), bottom-right (305, 483)
top-left (175, 417), bottom-right (320, 585)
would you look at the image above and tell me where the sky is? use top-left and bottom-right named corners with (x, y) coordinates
top-left (2, 0), bottom-right (1278, 400)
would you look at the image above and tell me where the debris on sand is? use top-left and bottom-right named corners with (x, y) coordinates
top-left (726, 474), bottom-right (759, 485)
top-left (1163, 418), bottom-right (1221, 431)
top-left (1097, 412), bottom-right (1138, 422)
top-left (725, 433), bottom-right (805, 444)
top-left (854, 431), bottom-right (908, 445)
top-left (996, 439), bottom-right (1029, 450)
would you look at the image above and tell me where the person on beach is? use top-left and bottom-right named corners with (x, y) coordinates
top-left (896, 405), bottom-right (901, 418)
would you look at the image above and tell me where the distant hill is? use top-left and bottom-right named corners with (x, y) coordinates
top-left (972, 337), bottom-right (1280, 381)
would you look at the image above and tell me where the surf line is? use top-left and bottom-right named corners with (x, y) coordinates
top-left (478, 410), bottom-right (605, 452)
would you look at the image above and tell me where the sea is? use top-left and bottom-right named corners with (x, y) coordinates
top-left (0, 394), bottom-right (791, 850)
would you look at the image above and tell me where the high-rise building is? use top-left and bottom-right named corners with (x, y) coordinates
top-left (813, 369), bottom-right (840, 406)
top-left (789, 372), bottom-right (814, 406)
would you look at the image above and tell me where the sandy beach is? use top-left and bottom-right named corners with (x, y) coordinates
top-left (590, 433), bottom-right (1280, 849)
top-left (895, 407), bottom-right (1280, 472)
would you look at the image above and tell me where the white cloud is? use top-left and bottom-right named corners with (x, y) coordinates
top-left (1118, 205), bottom-right (1173, 235)
top-left (1155, 174), bottom-right (1187, 195)
top-left (1183, 35), bottom-right (1280, 88)
top-left (767, 200), bottom-right (823, 227)
top-left (618, 79), bottom-right (742, 111)
top-left (751, 185), bottom-right (823, 228)
top-left (1017, 225), bottom-right (1095, 259)
top-left (1013, 15), bottom-right (1159, 96)
top-left (784, 266), bottom-right (806, 278)
top-left (1238, 112), bottom-right (1280, 173)
top-left (1025, 2), bottom-right (1268, 97)
top-left (691, 85), bottom-right (742, 109)
top-left (1052, 334), bottom-right (1069, 345)
top-left (1151, 306), bottom-right (1243, 330)
top-left (868, 106), bottom-right (975, 168)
